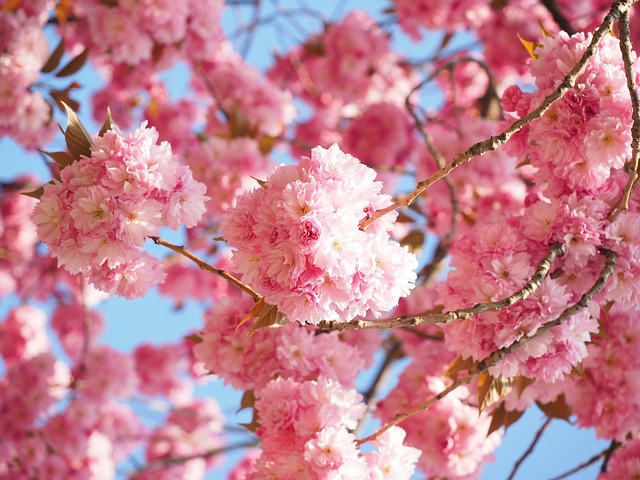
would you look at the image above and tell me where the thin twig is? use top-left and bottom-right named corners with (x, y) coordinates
top-left (405, 78), bottom-right (459, 283)
top-left (357, 249), bottom-right (616, 444)
top-left (610, 9), bottom-right (640, 220)
top-left (507, 417), bottom-right (553, 480)
top-left (547, 445), bottom-right (612, 480)
top-left (360, 0), bottom-right (637, 230)
top-left (600, 440), bottom-right (622, 473)
top-left (355, 340), bottom-right (403, 436)
top-left (149, 236), bottom-right (262, 301)
top-left (131, 441), bottom-right (258, 476)
top-left (319, 243), bottom-right (563, 332)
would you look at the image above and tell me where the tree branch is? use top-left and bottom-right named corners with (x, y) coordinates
top-left (149, 236), bottom-right (262, 301)
top-left (131, 441), bottom-right (259, 476)
top-left (548, 443), bottom-right (616, 480)
top-left (360, 0), bottom-right (637, 230)
top-left (319, 243), bottom-right (563, 331)
top-left (507, 416), bottom-right (553, 480)
top-left (610, 8), bottom-right (640, 220)
top-left (357, 248), bottom-right (616, 444)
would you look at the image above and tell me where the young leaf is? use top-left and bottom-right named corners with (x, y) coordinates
top-left (21, 185), bottom-right (45, 200)
top-left (248, 303), bottom-right (288, 336)
top-left (38, 150), bottom-right (75, 168)
top-left (518, 34), bottom-right (540, 60)
top-left (536, 395), bottom-right (572, 421)
top-left (477, 372), bottom-right (515, 412)
top-left (61, 102), bottom-right (93, 160)
top-left (41, 38), bottom-right (65, 74)
top-left (98, 107), bottom-right (115, 137)
top-left (444, 354), bottom-right (476, 380)
top-left (400, 230), bottom-right (425, 255)
top-left (487, 402), bottom-right (524, 436)
top-left (51, 89), bottom-right (80, 113)
top-left (184, 333), bottom-right (202, 344)
top-left (250, 176), bottom-right (268, 190)
top-left (236, 298), bottom-right (265, 331)
top-left (238, 389), bottom-right (255, 412)
top-left (56, 48), bottom-right (90, 77)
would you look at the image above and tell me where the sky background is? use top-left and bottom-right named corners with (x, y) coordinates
top-left (0, 1), bottom-right (610, 479)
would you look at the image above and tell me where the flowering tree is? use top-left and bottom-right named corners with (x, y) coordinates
top-left (2, 0), bottom-right (640, 478)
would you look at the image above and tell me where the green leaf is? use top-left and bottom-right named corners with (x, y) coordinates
top-left (98, 107), bottom-right (115, 137)
top-left (61, 102), bottom-right (93, 160)
top-left (41, 38), bottom-right (65, 74)
top-left (56, 48), bottom-right (89, 77)
top-left (38, 150), bottom-right (75, 168)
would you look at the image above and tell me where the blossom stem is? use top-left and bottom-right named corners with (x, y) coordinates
top-left (149, 236), bottom-right (263, 301)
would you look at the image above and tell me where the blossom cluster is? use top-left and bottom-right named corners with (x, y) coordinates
top-left (221, 144), bottom-right (418, 324)
top-left (0, 9), bottom-right (56, 148)
top-left (32, 122), bottom-right (208, 298)
top-left (247, 376), bottom-right (421, 479)
top-left (193, 295), bottom-right (377, 391)
top-left (434, 30), bottom-right (639, 383)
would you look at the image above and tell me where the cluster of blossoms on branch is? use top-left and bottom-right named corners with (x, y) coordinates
top-left (32, 121), bottom-right (208, 298)
top-left (221, 144), bottom-right (418, 324)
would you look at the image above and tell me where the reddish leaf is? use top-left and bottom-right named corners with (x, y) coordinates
top-left (239, 389), bottom-right (255, 412)
top-left (477, 372), bottom-right (515, 413)
top-left (400, 230), bottom-right (425, 255)
top-left (236, 298), bottom-right (266, 331)
top-left (61, 102), bottom-right (93, 160)
top-left (21, 185), bottom-right (45, 199)
top-left (38, 150), bottom-right (75, 168)
top-left (41, 38), bottom-right (65, 74)
top-left (184, 333), bottom-right (202, 344)
top-left (56, 48), bottom-right (89, 77)
top-left (248, 303), bottom-right (288, 336)
top-left (536, 395), bottom-right (572, 421)
top-left (444, 355), bottom-right (476, 380)
top-left (51, 89), bottom-right (80, 114)
top-left (98, 107), bottom-right (115, 137)
top-left (488, 403), bottom-right (524, 436)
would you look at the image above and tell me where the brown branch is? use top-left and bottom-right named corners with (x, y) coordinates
top-left (540, 0), bottom-right (576, 35)
top-left (131, 441), bottom-right (258, 476)
top-left (548, 444), bottom-right (614, 480)
top-left (319, 243), bottom-right (563, 332)
top-left (405, 82), bottom-right (459, 284)
top-left (600, 440), bottom-right (622, 473)
top-left (507, 417), bottom-right (553, 480)
top-left (357, 248), bottom-right (616, 445)
top-left (360, 0), bottom-right (637, 230)
top-left (610, 9), bottom-right (640, 220)
top-left (149, 236), bottom-right (262, 301)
